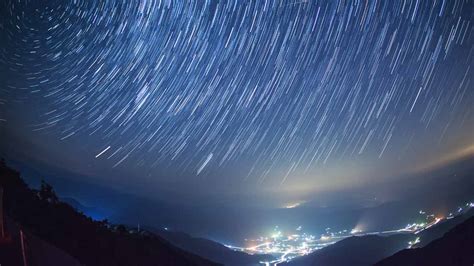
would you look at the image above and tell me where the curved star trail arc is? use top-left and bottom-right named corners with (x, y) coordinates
top-left (1, 0), bottom-right (473, 186)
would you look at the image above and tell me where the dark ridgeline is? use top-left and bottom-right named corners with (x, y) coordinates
top-left (154, 228), bottom-right (274, 266)
top-left (0, 160), bottom-right (219, 266)
top-left (282, 233), bottom-right (412, 266)
top-left (376, 215), bottom-right (474, 266)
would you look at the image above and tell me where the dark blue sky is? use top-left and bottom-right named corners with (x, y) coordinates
top-left (1, 0), bottom-right (473, 208)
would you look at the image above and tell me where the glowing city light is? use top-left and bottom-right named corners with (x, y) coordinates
top-left (227, 200), bottom-right (474, 265)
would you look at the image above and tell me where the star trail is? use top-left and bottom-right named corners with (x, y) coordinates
top-left (1, 0), bottom-right (473, 196)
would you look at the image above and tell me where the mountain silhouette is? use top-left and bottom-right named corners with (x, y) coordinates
top-left (153, 227), bottom-right (274, 266)
top-left (0, 160), bottom-right (219, 266)
top-left (282, 233), bottom-right (412, 266)
top-left (284, 209), bottom-right (474, 266)
top-left (376, 215), bottom-right (474, 266)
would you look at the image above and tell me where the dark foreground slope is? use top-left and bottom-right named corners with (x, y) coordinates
top-left (0, 160), bottom-right (218, 266)
top-left (376, 215), bottom-right (474, 266)
top-left (0, 216), bottom-right (83, 266)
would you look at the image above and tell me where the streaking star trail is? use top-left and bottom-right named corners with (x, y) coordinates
top-left (1, 0), bottom-right (473, 193)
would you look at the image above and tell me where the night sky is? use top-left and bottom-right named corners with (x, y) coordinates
top-left (1, 0), bottom-right (474, 208)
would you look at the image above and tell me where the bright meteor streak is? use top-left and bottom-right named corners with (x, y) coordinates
top-left (197, 153), bottom-right (213, 175)
top-left (95, 146), bottom-right (111, 158)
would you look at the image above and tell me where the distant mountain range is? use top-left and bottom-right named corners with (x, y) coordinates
top-left (62, 196), bottom-right (273, 266)
top-left (61, 194), bottom-right (273, 266)
top-left (152, 228), bottom-right (274, 266)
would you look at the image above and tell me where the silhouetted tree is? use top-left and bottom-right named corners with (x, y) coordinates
top-left (116, 224), bottom-right (128, 234)
top-left (98, 219), bottom-right (110, 228)
top-left (38, 180), bottom-right (59, 203)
